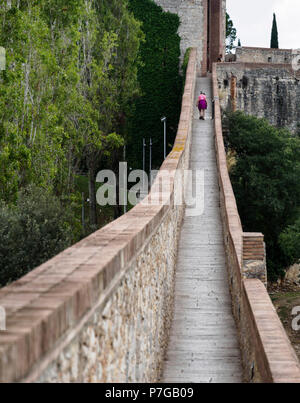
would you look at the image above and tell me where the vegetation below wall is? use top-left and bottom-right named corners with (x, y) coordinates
top-left (0, 1), bottom-right (183, 287)
top-left (0, 186), bottom-right (77, 286)
top-left (225, 112), bottom-right (300, 281)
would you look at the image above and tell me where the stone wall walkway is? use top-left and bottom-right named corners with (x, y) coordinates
top-left (162, 77), bottom-right (243, 383)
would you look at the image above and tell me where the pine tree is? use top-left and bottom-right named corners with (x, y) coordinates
top-left (271, 13), bottom-right (279, 49)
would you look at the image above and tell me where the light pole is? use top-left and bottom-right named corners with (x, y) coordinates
top-left (161, 116), bottom-right (167, 159)
top-left (149, 138), bottom-right (152, 187)
top-left (142, 138), bottom-right (146, 192)
top-left (123, 145), bottom-right (127, 215)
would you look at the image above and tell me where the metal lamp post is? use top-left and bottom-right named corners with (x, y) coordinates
top-left (161, 116), bottom-right (167, 159)
top-left (149, 138), bottom-right (152, 187)
top-left (142, 138), bottom-right (146, 192)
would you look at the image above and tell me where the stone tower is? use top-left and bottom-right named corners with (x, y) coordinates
top-left (153, 0), bottom-right (226, 75)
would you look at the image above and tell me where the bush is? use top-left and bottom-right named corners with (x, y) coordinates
top-left (226, 112), bottom-right (300, 280)
top-left (0, 186), bottom-right (76, 286)
top-left (279, 217), bottom-right (300, 267)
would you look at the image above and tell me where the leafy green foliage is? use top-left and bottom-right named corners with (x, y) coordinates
top-left (271, 13), bottom-right (279, 49)
top-left (127, 0), bottom-right (182, 169)
top-left (0, 0), bottom-right (143, 285)
top-left (0, 185), bottom-right (77, 286)
top-left (226, 13), bottom-right (237, 53)
top-left (226, 112), bottom-right (300, 280)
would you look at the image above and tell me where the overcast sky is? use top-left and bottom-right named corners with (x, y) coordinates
top-left (227, 0), bottom-right (300, 49)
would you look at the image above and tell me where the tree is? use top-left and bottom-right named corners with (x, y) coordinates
top-left (238, 39), bottom-right (241, 47)
top-left (279, 217), bottom-right (300, 269)
top-left (226, 13), bottom-right (237, 53)
top-left (79, 0), bottom-right (142, 226)
top-left (271, 13), bottom-right (279, 49)
top-left (226, 112), bottom-right (300, 280)
top-left (0, 185), bottom-right (77, 286)
top-left (0, 0), bottom-right (144, 285)
top-left (0, 0), bottom-right (143, 228)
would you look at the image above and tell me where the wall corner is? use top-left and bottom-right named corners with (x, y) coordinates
top-left (242, 233), bottom-right (267, 286)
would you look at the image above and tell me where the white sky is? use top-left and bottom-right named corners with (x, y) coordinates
top-left (227, 0), bottom-right (300, 49)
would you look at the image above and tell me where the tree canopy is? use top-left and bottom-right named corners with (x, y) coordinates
top-left (226, 13), bottom-right (237, 53)
top-left (0, 0), bottom-right (184, 286)
top-left (226, 112), bottom-right (300, 280)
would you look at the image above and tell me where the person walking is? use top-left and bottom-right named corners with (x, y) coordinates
top-left (197, 92), bottom-right (208, 120)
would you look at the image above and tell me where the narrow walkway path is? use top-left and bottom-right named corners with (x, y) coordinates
top-left (163, 77), bottom-right (243, 383)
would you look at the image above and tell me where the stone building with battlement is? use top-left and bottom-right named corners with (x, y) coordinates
top-left (235, 46), bottom-right (300, 65)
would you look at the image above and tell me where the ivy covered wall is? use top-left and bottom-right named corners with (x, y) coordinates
top-left (127, 0), bottom-right (183, 169)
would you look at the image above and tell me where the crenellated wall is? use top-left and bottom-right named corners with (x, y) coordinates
top-left (235, 47), bottom-right (295, 64)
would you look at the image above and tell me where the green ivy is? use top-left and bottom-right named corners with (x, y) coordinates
top-left (127, 0), bottom-right (183, 169)
top-left (182, 48), bottom-right (192, 88)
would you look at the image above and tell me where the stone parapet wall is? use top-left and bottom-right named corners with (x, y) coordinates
top-left (216, 62), bottom-right (300, 133)
top-left (212, 63), bottom-right (300, 383)
top-left (236, 47), bottom-right (294, 65)
top-left (0, 50), bottom-right (198, 383)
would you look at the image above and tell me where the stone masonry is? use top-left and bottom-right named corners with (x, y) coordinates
top-left (216, 62), bottom-right (300, 133)
top-left (36, 207), bottom-right (180, 383)
top-left (235, 47), bottom-right (295, 64)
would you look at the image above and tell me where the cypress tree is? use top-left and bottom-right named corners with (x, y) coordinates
top-left (271, 13), bottom-right (279, 49)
